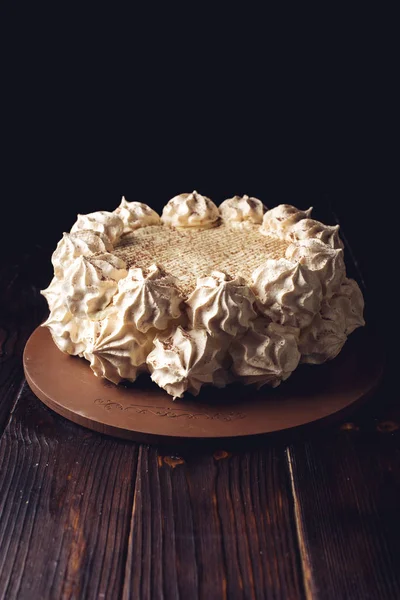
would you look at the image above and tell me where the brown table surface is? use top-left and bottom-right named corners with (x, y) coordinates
top-left (0, 212), bottom-right (397, 600)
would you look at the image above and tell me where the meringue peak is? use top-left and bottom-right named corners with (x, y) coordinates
top-left (147, 326), bottom-right (222, 398)
top-left (161, 191), bottom-right (220, 229)
top-left (114, 197), bottom-right (161, 234)
top-left (71, 210), bottom-right (124, 244)
top-left (251, 258), bottom-right (322, 328)
top-left (219, 195), bottom-right (266, 227)
top-left (112, 264), bottom-right (183, 332)
top-left (187, 270), bottom-right (257, 336)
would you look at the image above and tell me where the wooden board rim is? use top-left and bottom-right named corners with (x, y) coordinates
top-left (23, 326), bottom-right (384, 443)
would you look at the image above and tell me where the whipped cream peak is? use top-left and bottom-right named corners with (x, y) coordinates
top-left (147, 326), bottom-right (222, 398)
top-left (114, 197), bottom-right (161, 234)
top-left (161, 190), bottom-right (220, 229)
top-left (219, 195), bottom-right (265, 227)
top-left (51, 230), bottom-right (113, 279)
top-left (261, 204), bottom-right (313, 238)
top-left (285, 238), bottom-right (345, 298)
top-left (112, 264), bottom-right (183, 333)
top-left (62, 253), bottom-right (127, 318)
top-left (230, 318), bottom-right (301, 388)
top-left (70, 210), bottom-right (124, 244)
top-left (187, 270), bottom-right (257, 336)
top-left (251, 258), bottom-right (322, 329)
top-left (84, 315), bottom-right (152, 384)
top-left (287, 218), bottom-right (344, 249)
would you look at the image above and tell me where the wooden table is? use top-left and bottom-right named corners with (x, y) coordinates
top-left (0, 215), bottom-right (398, 600)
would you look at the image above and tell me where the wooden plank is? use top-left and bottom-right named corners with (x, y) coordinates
top-left (0, 259), bottom-right (46, 431)
top-left (0, 384), bottom-right (138, 600)
top-left (123, 446), bottom-right (305, 600)
top-left (286, 430), bottom-right (400, 599)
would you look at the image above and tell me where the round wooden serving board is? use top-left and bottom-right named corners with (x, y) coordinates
top-left (24, 326), bottom-right (384, 444)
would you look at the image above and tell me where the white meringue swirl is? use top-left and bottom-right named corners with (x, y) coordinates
top-left (161, 190), bottom-right (220, 229)
top-left (62, 253), bottom-right (127, 318)
top-left (299, 304), bottom-right (347, 364)
top-left (84, 315), bottom-right (152, 384)
top-left (42, 293), bottom-right (97, 356)
top-left (285, 239), bottom-right (345, 299)
top-left (287, 218), bottom-right (344, 249)
top-left (147, 327), bottom-right (222, 398)
top-left (328, 277), bottom-right (365, 335)
top-left (42, 310), bottom-right (84, 355)
top-left (51, 230), bottom-right (113, 279)
top-left (230, 319), bottom-right (301, 388)
top-left (219, 195), bottom-right (265, 227)
top-left (251, 259), bottom-right (322, 329)
top-left (187, 271), bottom-right (257, 337)
top-left (299, 277), bottom-right (364, 364)
top-left (112, 264), bottom-right (183, 333)
top-left (261, 204), bottom-right (313, 238)
top-left (114, 196), bottom-right (161, 234)
top-left (41, 276), bottom-right (63, 312)
top-left (71, 210), bottom-right (124, 244)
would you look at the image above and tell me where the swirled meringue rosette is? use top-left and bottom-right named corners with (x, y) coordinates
top-left (230, 319), bottom-right (301, 388)
top-left (41, 297), bottom-right (98, 356)
top-left (285, 239), bottom-right (345, 299)
top-left (41, 252), bottom-right (128, 354)
top-left (41, 276), bottom-right (63, 313)
top-left (299, 277), bottom-right (365, 364)
top-left (251, 258), bottom-right (322, 329)
top-left (287, 219), bottom-right (344, 249)
top-left (329, 277), bottom-right (365, 335)
top-left (51, 230), bottom-right (113, 279)
top-left (71, 210), bottom-right (124, 244)
top-left (147, 327), bottom-right (224, 398)
top-left (161, 190), bottom-right (220, 229)
top-left (84, 313), bottom-right (153, 384)
top-left (112, 265), bottom-right (183, 333)
top-left (187, 271), bottom-right (257, 338)
top-left (219, 195), bottom-right (266, 228)
top-left (260, 204), bottom-right (344, 250)
top-left (114, 197), bottom-right (161, 234)
top-left (261, 204), bottom-right (313, 238)
top-left (299, 312), bottom-right (347, 365)
top-left (61, 253), bottom-right (128, 319)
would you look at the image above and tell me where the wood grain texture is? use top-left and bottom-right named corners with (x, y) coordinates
top-left (287, 431), bottom-right (400, 600)
top-left (0, 384), bottom-right (138, 600)
top-left (1, 204), bottom-right (397, 600)
top-left (0, 257), bottom-right (46, 430)
top-left (123, 446), bottom-right (305, 600)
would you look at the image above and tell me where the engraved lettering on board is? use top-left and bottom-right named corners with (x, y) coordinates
top-left (93, 398), bottom-right (246, 421)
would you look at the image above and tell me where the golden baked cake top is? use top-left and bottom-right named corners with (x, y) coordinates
top-left (114, 223), bottom-right (288, 296)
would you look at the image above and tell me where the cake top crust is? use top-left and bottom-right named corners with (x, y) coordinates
top-left (114, 223), bottom-right (288, 296)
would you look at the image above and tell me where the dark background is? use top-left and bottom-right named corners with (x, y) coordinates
top-left (1, 6), bottom-right (396, 339)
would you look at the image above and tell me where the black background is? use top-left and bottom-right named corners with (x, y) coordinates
top-left (1, 6), bottom-right (396, 338)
